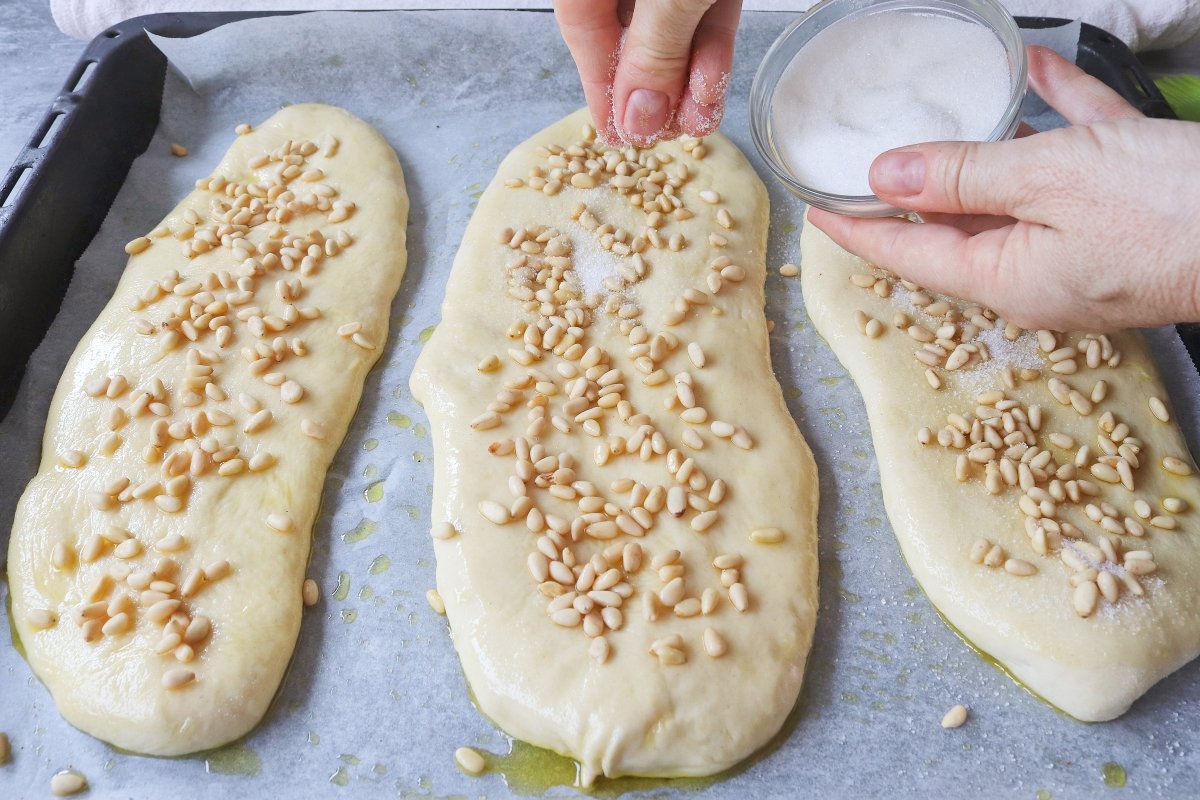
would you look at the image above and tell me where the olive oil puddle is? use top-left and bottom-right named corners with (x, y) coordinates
top-left (204, 741), bottom-right (263, 776)
top-left (483, 739), bottom-right (719, 796)
top-left (892, 548), bottom-right (1079, 721)
top-left (462, 671), bottom-right (808, 797)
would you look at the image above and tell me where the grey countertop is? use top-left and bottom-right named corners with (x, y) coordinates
top-left (0, 2), bottom-right (83, 175)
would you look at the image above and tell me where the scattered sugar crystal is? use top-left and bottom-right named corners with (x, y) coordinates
top-left (568, 221), bottom-right (621, 297)
top-left (954, 324), bottom-right (1042, 395)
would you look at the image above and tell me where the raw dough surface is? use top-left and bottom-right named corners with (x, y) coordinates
top-left (8, 103), bottom-right (408, 755)
top-left (801, 223), bottom-right (1200, 721)
top-left (410, 109), bottom-right (819, 782)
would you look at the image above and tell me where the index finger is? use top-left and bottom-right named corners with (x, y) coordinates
top-left (677, 0), bottom-right (742, 137)
top-left (804, 206), bottom-right (1042, 312)
top-left (1026, 45), bottom-right (1144, 125)
top-left (554, 0), bottom-right (623, 139)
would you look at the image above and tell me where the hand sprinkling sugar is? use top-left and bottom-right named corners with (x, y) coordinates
top-left (553, 0), bottom-right (742, 146)
top-left (809, 46), bottom-right (1200, 332)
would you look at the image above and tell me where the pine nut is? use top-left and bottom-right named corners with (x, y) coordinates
top-left (50, 771), bottom-right (88, 796)
top-left (941, 704), bottom-right (968, 729)
top-left (162, 668), bottom-right (195, 690)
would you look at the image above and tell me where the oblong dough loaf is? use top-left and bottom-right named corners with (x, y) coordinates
top-left (8, 103), bottom-right (408, 754)
top-left (411, 109), bottom-right (819, 783)
top-left (801, 223), bottom-right (1200, 721)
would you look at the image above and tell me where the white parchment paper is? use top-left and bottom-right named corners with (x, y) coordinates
top-left (1, 10), bottom-right (1198, 799)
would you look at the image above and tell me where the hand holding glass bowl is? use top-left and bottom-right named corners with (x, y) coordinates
top-left (806, 46), bottom-right (1200, 332)
top-left (751, 0), bottom-right (1200, 331)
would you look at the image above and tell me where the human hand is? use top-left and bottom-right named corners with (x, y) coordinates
top-left (807, 45), bottom-right (1200, 332)
top-left (553, 0), bottom-right (743, 146)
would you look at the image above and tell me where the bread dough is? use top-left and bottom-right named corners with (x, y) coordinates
top-left (410, 109), bottom-right (818, 783)
top-left (801, 223), bottom-right (1200, 721)
top-left (7, 103), bottom-right (408, 755)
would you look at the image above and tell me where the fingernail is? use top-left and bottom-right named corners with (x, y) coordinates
top-left (871, 152), bottom-right (926, 197)
top-left (623, 89), bottom-right (671, 138)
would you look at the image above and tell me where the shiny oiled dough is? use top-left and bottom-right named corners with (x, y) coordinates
top-left (411, 109), bottom-right (819, 783)
top-left (8, 104), bottom-right (408, 754)
top-left (801, 223), bottom-right (1200, 721)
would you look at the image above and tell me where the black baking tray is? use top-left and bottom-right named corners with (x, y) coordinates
top-left (0, 11), bottom-right (1188, 421)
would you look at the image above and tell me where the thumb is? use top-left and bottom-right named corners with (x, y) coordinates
top-left (612, 0), bottom-right (717, 144)
top-left (869, 139), bottom-right (1044, 218)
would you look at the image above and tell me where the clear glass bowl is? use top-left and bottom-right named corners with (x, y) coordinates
top-left (749, 0), bottom-right (1028, 217)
